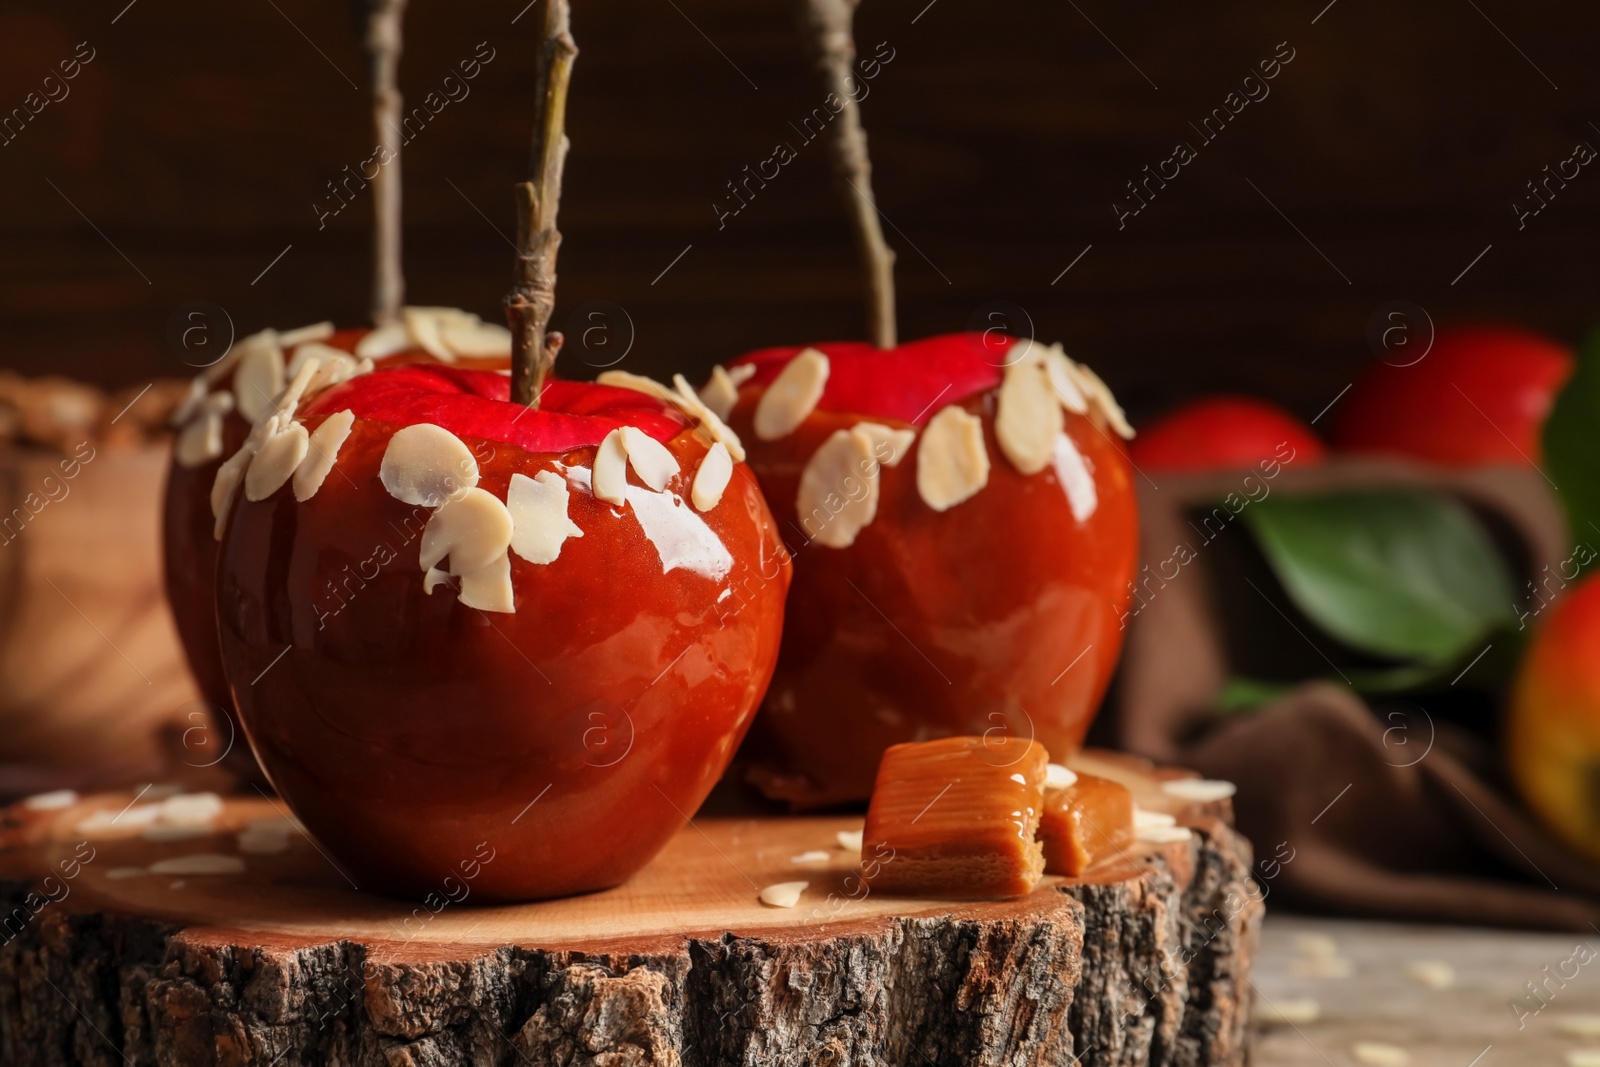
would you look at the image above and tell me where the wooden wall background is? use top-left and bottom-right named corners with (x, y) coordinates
top-left (1, 0), bottom-right (1597, 424)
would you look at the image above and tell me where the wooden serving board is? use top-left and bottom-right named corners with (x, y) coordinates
top-left (0, 752), bottom-right (1260, 1067)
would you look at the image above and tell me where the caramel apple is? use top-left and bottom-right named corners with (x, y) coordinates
top-left (163, 314), bottom-right (510, 778)
top-left (705, 336), bottom-right (1138, 807)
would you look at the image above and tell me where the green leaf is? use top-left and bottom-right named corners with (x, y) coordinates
top-left (1239, 489), bottom-right (1517, 665)
top-left (1544, 327), bottom-right (1600, 552)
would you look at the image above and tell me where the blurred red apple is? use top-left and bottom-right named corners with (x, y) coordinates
top-left (1334, 324), bottom-right (1574, 467)
top-left (1131, 396), bottom-right (1326, 473)
top-left (212, 363), bottom-right (788, 900)
top-left (693, 333), bottom-right (1139, 807)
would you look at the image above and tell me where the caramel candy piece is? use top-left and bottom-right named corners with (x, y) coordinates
top-left (861, 736), bottom-right (1047, 899)
top-left (1039, 773), bottom-right (1135, 876)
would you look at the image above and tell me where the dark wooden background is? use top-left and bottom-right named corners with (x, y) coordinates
top-left (2, 0), bottom-right (1597, 424)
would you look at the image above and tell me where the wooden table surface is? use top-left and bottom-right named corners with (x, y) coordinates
top-left (1252, 914), bottom-right (1596, 1067)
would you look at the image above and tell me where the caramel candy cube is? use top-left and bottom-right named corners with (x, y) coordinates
top-left (1040, 773), bottom-right (1135, 876)
top-left (861, 736), bottom-right (1048, 899)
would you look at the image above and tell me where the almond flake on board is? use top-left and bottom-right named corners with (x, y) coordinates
top-left (1404, 961), bottom-right (1454, 989)
top-left (508, 470), bottom-right (585, 564)
top-left (836, 829), bottom-right (864, 851)
top-left (1137, 824), bottom-right (1194, 844)
top-left (1254, 997), bottom-right (1320, 1025)
top-left (620, 426), bottom-right (680, 491)
top-left (420, 488), bottom-right (515, 575)
top-left (790, 851), bottom-right (831, 864)
top-left (754, 348), bottom-right (829, 441)
top-left (244, 421), bottom-right (310, 501)
top-left (1161, 778), bottom-right (1237, 802)
top-left (159, 793), bottom-right (223, 825)
top-left (457, 551), bottom-right (514, 613)
top-left (23, 790), bottom-right (77, 811)
top-left (796, 428), bottom-right (879, 548)
top-left (293, 410), bottom-right (356, 501)
top-left (917, 405), bottom-right (990, 511)
top-left (1350, 1041), bottom-right (1410, 1067)
top-left (691, 442), bottom-right (733, 511)
top-left (758, 881), bottom-right (808, 908)
top-left (995, 347), bottom-right (1064, 475)
top-left (379, 423), bottom-right (479, 506)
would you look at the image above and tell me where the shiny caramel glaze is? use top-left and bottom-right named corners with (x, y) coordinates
top-left (161, 329), bottom-right (505, 780)
top-left (1039, 772), bottom-right (1134, 876)
top-left (861, 735), bottom-right (1047, 899)
top-left (214, 383), bottom-right (790, 902)
top-left (729, 384), bottom-right (1139, 808)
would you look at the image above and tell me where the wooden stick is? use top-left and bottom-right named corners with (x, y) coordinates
top-left (798, 0), bottom-right (896, 349)
top-left (365, 0), bottom-right (407, 327)
top-left (507, 0), bottom-right (577, 408)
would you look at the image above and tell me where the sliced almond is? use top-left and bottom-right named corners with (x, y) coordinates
top-left (995, 348), bottom-right (1063, 475)
top-left (159, 792), bottom-right (223, 825)
top-left (211, 444), bottom-right (253, 539)
top-left (836, 829), bottom-right (863, 851)
top-left (698, 363), bottom-right (756, 421)
top-left (147, 854), bottom-right (245, 876)
top-left (1255, 997), bottom-right (1320, 1025)
top-left (457, 551), bottom-right (514, 613)
top-left (853, 422), bottom-right (917, 468)
top-left (245, 422), bottom-right (310, 501)
top-left (1351, 1042), bottom-right (1410, 1067)
top-left (790, 851), bottom-right (831, 864)
top-left (596, 370), bottom-right (678, 404)
top-left (1045, 764), bottom-right (1078, 791)
top-left (1161, 778), bottom-right (1237, 802)
top-left (508, 470), bottom-right (585, 564)
top-left (691, 442), bottom-right (733, 512)
top-left (1072, 361), bottom-right (1135, 439)
top-left (1137, 824), bottom-right (1193, 844)
top-left (174, 408), bottom-right (225, 467)
top-left (204, 328), bottom-right (271, 387)
top-left (672, 374), bottom-right (745, 462)
top-left (233, 336), bottom-right (287, 424)
top-left (1133, 807), bottom-right (1177, 829)
top-left (380, 423), bottom-right (479, 506)
top-left (23, 789), bottom-right (77, 811)
top-left (1560, 1017), bottom-right (1600, 1039)
top-left (276, 321), bottom-right (335, 348)
top-left (621, 426), bottom-right (680, 491)
top-left (293, 409), bottom-right (356, 501)
top-left (758, 881), bottom-right (808, 908)
top-left (796, 427), bottom-right (879, 548)
top-left (592, 428), bottom-right (629, 506)
top-left (1403, 961), bottom-right (1454, 989)
top-left (402, 306), bottom-right (454, 362)
top-left (423, 567), bottom-right (451, 595)
top-left (440, 319), bottom-right (511, 358)
top-left (917, 405), bottom-right (990, 511)
top-left (354, 321), bottom-right (412, 360)
top-left (171, 377), bottom-right (208, 428)
top-left (420, 487), bottom-right (515, 575)
top-left (754, 348), bottom-right (828, 441)
top-left (286, 340), bottom-right (347, 380)
top-left (1042, 345), bottom-right (1090, 415)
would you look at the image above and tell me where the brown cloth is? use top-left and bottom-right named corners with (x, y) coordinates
top-left (1105, 456), bottom-right (1600, 930)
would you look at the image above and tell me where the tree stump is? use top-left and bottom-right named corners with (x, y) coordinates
top-left (0, 751), bottom-right (1261, 1066)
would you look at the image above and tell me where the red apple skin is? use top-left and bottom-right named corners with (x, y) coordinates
top-left (1130, 396), bottom-right (1326, 473)
top-left (162, 329), bottom-right (505, 780)
top-left (1333, 324), bottom-right (1574, 466)
top-left (215, 367), bottom-right (789, 901)
top-left (726, 335), bottom-right (1139, 808)
top-left (1508, 574), bottom-right (1600, 864)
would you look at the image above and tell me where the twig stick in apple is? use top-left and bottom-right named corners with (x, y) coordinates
top-left (798, 0), bottom-right (896, 349)
top-left (364, 0), bottom-right (407, 326)
top-left (507, 0), bottom-right (578, 408)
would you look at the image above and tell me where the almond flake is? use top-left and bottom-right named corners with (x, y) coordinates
top-left (1291, 955), bottom-right (1355, 978)
top-left (596, 370), bottom-right (678, 404)
top-left (1560, 1017), bottom-right (1600, 1039)
top-left (440, 319), bottom-right (511, 358)
top-left (836, 829), bottom-right (864, 851)
top-left (420, 487), bottom-right (514, 575)
top-left (402, 306), bottom-right (455, 361)
top-left (796, 428), bottom-right (879, 548)
top-left (1254, 997), bottom-right (1320, 1025)
top-left (380, 423), bottom-right (479, 506)
top-left (1133, 807), bottom-right (1176, 829)
top-left (508, 470), bottom-right (584, 564)
top-left (1161, 778), bottom-right (1237, 802)
top-left (234, 336), bottom-right (287, 424)
top-left (1293, 933), bottom-right (1340, 959)
top-left (754, 348), bottom-right (829, 440)
top-left (354, 321), bottom-right (412, 360)
top-left (917, 405), bottom-right (990, 511)
top-left (294, 410), bottom-right (356, 501)
top-left (171, 377), bottom-right (209, 428)
top-left (853, 422), bottom-right (916, 468)
top-left (159, 792), bottom-right (223, 825)
top-left (621, 426), bottom-right (680, 491)
top-left (1351, 1042), bottom-right (1410, 1067)
top-left (457, 551), bottom-right (514, 613)
top-left (672, 374), bottom-right (745, 462)
top-left (286, 341), bottom-right (347, 379)
top-left (698, 363), bottom-right (756, 421)
top-left (174, 409), bottom-right (225, 467)
top-left (245, 421), bottom-right (310, 501)
top-left (758, 881), bottom-right (808, 908)
top-left (791, 850), bottom-right (831, 864)
top-left (1404, 961), bottom-right (1454, 989)
top-left (995, 347), bottom-right (1063, 475)
top-left (23, 789), bottom-right (77, 811)
top-left (592, 429), bottom-right (630, 506)
top-left (1042, 345), bottom-right (1090, 415)
top-left (1569, 1053), bottom-right (1600, 1067)
top-left (205, 328), bottom-right (271, 387)
top-left (1045, 764), bottom-right (1078, 791)
top-left (277, 321), bottom-right (335, 348)
top-left (211, 445), bottom-right (252, 538)
top-left (1072, 361), bottom-right (1135, 439)
top-left (691, 442), bottom-right (733, 511)
top-left (423, 567), bottom-right (451, 595)
top-left (148, 854), bottom-right (245, 876)
top-left (1137, 824), bottom-right (1194, 844)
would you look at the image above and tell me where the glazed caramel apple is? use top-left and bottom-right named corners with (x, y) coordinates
top-left (699, 333), bottom-right (1139, 807)
top-left (163, 309), bottom-right (510, 777)
top-left (210, 362), bottom-right (789, 900)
